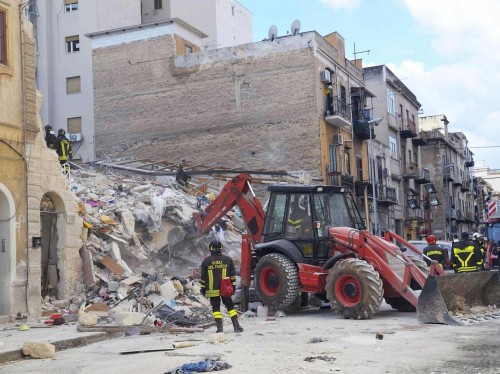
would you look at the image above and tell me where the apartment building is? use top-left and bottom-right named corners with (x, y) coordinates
top-left (363, 66), bottom-right (427, 238)
top-left (35, 0), bottom-right (142, 162)
top-left (89, 27), bottom-right (376, 211)
top-left (0, 0), bottom-right (82, 320)
top-left (34, 0), bottom-right (251, 163)
top-left (141, 0), bottom-right (252, 50)
top-left (420, 115), bottom-right (478, 240)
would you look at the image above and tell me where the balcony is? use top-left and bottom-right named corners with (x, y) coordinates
top-left (328, 172), bottom-right (354, 191)
top-left (461, 179), bottom-right (471, 192)
top-left (453, 179), bottom-right (462, 187)
top-left (415, 168), bottom-right (431, 184)
top-left (325, 98), bottom-right (352, 129)
top-left (400, 119), bottom-right (417, 138)
top-left (443, 171), bottom-right (455, 182)
top-left (378, 186), bottom-right (398, 205)
top-left (353, 121), bottom-right (374, 140)
top-left (455, 210), bottom-right (465, 223)
top-left (355, 180), bottom-right (375, 198)
top-left (402, 163), bottom-right (418, 179)
top-left (405, 207), bottom-right (424, 221)
top-left (465, 158), bottom-right (474, 167)
top-left (412, 130), bottom-right (428, 146)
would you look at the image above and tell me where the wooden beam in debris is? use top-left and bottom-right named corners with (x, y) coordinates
top-left (77, 325), bottom-right (204, 334)
top-left (114, 158), bottom-right (152, 166)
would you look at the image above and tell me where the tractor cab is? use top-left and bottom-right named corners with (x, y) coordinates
top-left (260, 184), bottom-right (364, 266)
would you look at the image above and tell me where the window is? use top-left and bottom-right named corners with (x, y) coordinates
top-left (66, 76), bottom-right (81, 94)
top-left (0, 10), bottom-right (6, 64)
top-left (185, 44), bottom-right (193, 54)
top-left (64, 1), bottom-right (78, 12)
top-left (340, 85), bottom-right (346, 102)
top-left (387, 89), bottom-right (395, 116)
top-left (67, 117), bottom-right (82, 134)
top-left (65, 35), bottom-right (79, 53)
top-left (154, 0), bottom-right (162, 10)
top-left (356, 156), bottom-right (363, 181)
top-left (232, 6), bottom-right (235, 16)
top-left (344, 149), bottom-right (351, 175)
top-left (389, 135), bottom-right (398, 158)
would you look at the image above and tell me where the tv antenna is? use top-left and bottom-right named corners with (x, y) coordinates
top-left (353, 42), bottom-right (370, 60)
top-left (291, 20), bottom-right (301, 36)
top-left (268, 25), bottom-right (278, 41)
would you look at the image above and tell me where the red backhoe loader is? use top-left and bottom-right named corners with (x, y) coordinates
top-left (193, 174), bottom-right (500, 324)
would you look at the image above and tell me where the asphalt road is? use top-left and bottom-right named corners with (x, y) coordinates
top-left (1, 303), bottom-right (499, 374)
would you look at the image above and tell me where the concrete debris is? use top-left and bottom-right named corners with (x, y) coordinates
top-left (22, 342), bottom-right (56, 359)
top-left (36, 166), bottom-right (251, 332)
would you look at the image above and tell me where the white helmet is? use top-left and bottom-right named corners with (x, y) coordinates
top-left (472, 232), bottom-right (482, 240)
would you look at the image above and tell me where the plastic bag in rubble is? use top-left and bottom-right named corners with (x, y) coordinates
top-left (166, 360), bottom-right (231, 374)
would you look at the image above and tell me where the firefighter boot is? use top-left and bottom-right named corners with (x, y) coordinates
top-left (231, 316), bottom-right (243, 333)
top-left (215, 319), bottom-right (223, 333)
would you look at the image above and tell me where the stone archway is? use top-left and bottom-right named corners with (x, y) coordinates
top-left (0, 183), bottom-right (16, 317)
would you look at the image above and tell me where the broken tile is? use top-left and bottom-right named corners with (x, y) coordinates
top-left (100, 256), bottom-right (125, 274)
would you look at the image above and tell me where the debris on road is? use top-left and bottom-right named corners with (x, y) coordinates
top-left (166, 359), bottom-right (232, 374)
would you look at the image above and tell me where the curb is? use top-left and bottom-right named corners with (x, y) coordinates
top-left (0, 332), bottom-right (109, 365)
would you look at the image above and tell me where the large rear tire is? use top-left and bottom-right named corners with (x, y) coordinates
top-left (326, 258), bottom-right (383, 319)
top-left (255, 253), bottom-right (301, 310)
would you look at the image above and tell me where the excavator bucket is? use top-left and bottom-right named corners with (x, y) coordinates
top-left (418, 271), bottom-right (500, 325)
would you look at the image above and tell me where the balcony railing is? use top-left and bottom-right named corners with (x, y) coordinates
top-left (353, 121), bottom-right (373, 140)
top-left (378, 186), bottom-right (397, 205)
top-left (325, 98), bottom-right (352, 128)
top-left (402, 163), bottom-right (419, 179)
top-left (329, 172), bottom-right (354, 190)
top-left (400, 119), bottom-right (417, 138)
top-left (405, 207), bottom-right (424, 221)
top-left (412, 130), bottom-right (428, 146)
top-left (415, 168), bottom-right (431, 184)
top-left (465, 158), bottom-right (474, 167)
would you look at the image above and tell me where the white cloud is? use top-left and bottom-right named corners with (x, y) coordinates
top-left (391, 0), bottom-right (500, 168)
top-left (319, 0), bottom-right (361, 11)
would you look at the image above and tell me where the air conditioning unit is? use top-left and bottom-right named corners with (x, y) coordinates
top-left (68, 133), bottom-right (82, 142)
top-left (333, 134), bottom-right (343, 145)
top-left (320, 70), bottom-right (331, 83)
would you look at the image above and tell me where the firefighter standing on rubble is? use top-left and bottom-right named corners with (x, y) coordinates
top-left (423, 235), bottom-right (448, 268)
top-left (200, 240), bottom-right (243, 333)
top-left (55, 129), bottom-right (72, 165)
top-left (451, 232), bottom-right (483, 273)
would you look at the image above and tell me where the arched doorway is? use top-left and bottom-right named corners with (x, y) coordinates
top-left (0, 184), bottom-right (15, 316)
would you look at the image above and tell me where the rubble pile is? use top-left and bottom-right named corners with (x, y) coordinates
top-left (43, 167), bottom-right (247, 329)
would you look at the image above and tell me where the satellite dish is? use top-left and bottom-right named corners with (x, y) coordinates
top-left (291, 20), bottom-right (301, 36)
top-left (268, 25), bottom-right (278, 41)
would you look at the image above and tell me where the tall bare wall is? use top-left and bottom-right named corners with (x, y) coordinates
top-left (93, 35), bottom-right (322, 174)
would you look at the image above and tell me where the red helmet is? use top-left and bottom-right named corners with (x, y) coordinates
top-left (426, 235), bottom-right (437, 244)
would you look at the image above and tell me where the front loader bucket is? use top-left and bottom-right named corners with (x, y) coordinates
top-left (418, 271), bottom-right (500, 325)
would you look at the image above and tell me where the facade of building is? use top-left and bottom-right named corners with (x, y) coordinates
top-left (0, 0), bottom-right (82, 321)
top-left (90, 28), bottom-right (376, 215)
top-left (363, 65), bottom-right (427, 239)
top-left (141, 0), bottom-right (252, 50)
top-left (35, 0), bottom-right (143, 162)
top-left (35, 0), bottom-right (250, 163)
top-left (420, 115), bottom-right (478, 240)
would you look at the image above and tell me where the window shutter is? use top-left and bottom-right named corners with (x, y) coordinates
top-left (67, 117), bottom-right (82, 134)
top-left (66, 76), bottom-right (81, 94)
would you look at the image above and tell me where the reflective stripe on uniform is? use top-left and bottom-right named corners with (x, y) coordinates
top-left (288, 218), bottom-right (303, 229)
top-left (426, 250), bottom-right (442, 256)
top-left (213, 311), bottom-right (223, 319)
top-left (228, 309), bottom-right (237, 317)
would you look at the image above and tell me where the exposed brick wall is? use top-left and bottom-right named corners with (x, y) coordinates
top-left (93, 34), bottom-right (323, 176)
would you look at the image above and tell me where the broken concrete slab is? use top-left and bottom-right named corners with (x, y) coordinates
top-left (78, 312), bottom-right (98, 327)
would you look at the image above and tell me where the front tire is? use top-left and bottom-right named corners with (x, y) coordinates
top-left (326, 258), bottom-right (383, 319)
top-left (255, 253), bottom-right (300, 310)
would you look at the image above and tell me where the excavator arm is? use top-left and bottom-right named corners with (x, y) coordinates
top-left (193, 174), bottom-right (266, 245)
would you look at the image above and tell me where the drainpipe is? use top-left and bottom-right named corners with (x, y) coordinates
top-left (19, 1), bottom-right (31, 316)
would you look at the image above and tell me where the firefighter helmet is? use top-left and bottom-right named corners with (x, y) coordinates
top-left (209, 239), bottom-right (223, 253)
top-left (58, 129), bottom-right (66, 135)
top-left (426, 235), bottom-right (437, 244)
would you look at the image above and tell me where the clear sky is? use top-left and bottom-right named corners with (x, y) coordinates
top-left (238, 0), bottom-right (500, 170)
